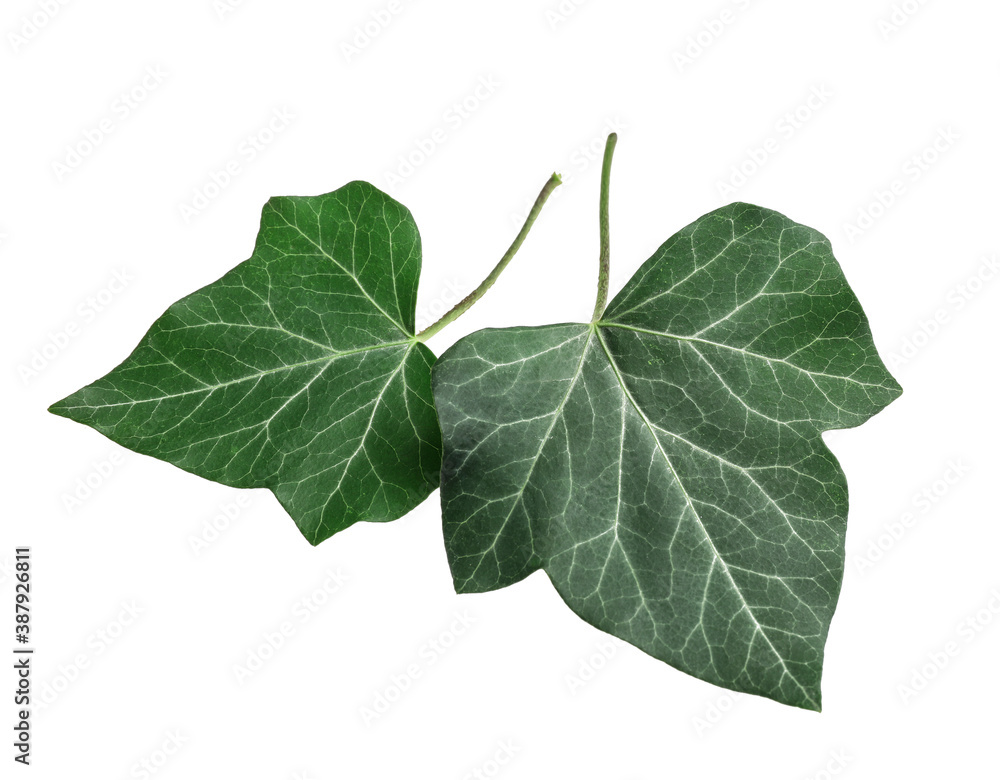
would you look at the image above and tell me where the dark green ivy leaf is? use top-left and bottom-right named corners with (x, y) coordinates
top-left (432, 203), bottom-right (901, 710)
top-left (51, 182), bottom-right (441, 544)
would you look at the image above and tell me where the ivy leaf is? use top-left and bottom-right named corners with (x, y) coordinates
top-left (432, 203), bottom-right (901, 709)
top-left (50, 182), bottom-right (441, 544)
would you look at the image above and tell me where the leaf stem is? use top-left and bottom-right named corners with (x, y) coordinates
top-left (591, 132), bottom-right (618, 322)
top-left (415, 172), bottom-right (563, 342)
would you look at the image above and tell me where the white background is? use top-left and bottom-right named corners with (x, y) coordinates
top-left (3, 1), bottom-right (998, 778)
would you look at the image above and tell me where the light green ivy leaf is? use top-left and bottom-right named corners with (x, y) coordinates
top-left (51, 182), bottom-right (441, 544)
top-left (432, 202), bottom-right (901, 709)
